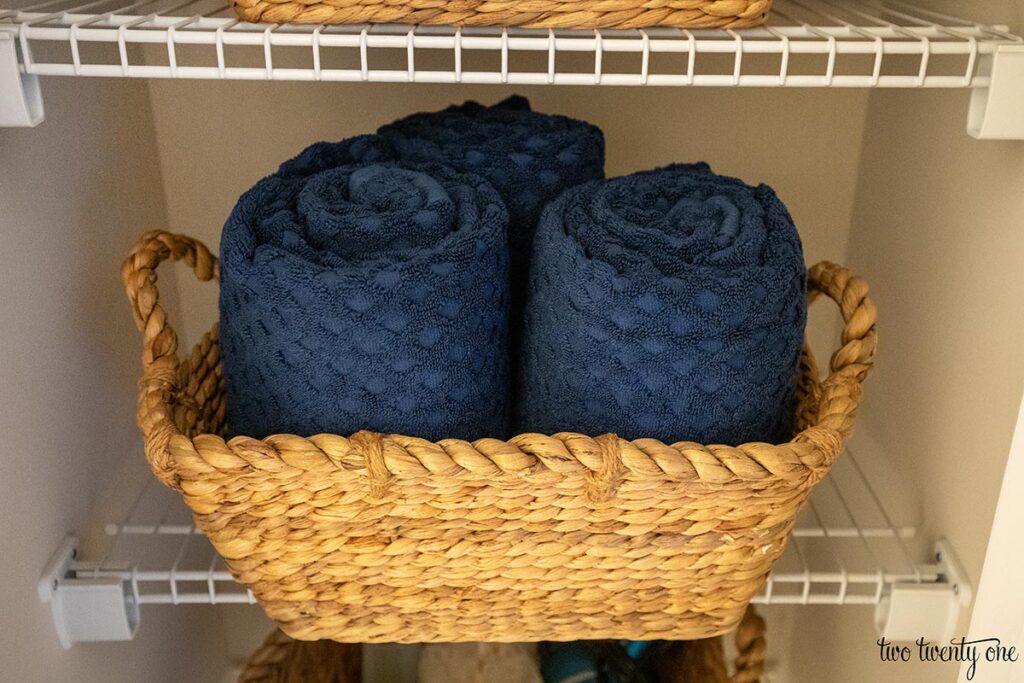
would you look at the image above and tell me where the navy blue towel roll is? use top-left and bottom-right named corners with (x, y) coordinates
top-left (518, 163), bottom-right (807, 445)
top-left (219, 135), bottom-right (511, 440)
top-left (378, 96), bottom-right (605, 271)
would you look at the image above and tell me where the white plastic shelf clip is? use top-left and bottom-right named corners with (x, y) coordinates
top-left (38, 536), bottom-right (140, 648)
top-left (875, 539), bottom-right (973, 643)
top-left (0, 28), bottom-right (43, 126)
top-left (968, 44), bottom-right (1024, 140)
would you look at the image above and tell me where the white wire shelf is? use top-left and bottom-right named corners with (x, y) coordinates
top-left (0, 0), bottom-right (1020, 86)
top-left (70, 447), bottom-right (932, 609)
top-left (3, 0), bottom-right (1024, 134)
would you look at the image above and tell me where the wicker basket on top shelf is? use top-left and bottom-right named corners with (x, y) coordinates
top-left (229, 0), bottom-right (773, 29)
top-left (122, 230), bottom-right (875, 644)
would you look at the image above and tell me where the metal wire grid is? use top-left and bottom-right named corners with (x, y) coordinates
top-left (71, 447), bottom-right (934, 609)
top-left (1, 0), bottom-right (1021, 85)
top-left (74, 482), bottom-right (255, 605)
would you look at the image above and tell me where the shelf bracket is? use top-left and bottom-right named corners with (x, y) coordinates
top-left (968, 44), bottom-right (1024, 140)
top-left (874, 539), bottom-right (973, 643)
top-left (38, 536), bottom-right (140, 649)
top-left (0, 29), bottom-right (44, 127)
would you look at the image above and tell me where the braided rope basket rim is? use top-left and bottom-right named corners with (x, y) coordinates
top-left (122, 230), bottom-right (876, 644)
top-left (229, 0), bottom-right (773, 29)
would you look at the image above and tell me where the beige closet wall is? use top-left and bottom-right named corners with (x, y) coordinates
top-left (779, 3), bottom-right (1024, 681)
top-left (0, 79), bottom-right (229, 682)
top-left (783, 94), bottom-right (1024, 683)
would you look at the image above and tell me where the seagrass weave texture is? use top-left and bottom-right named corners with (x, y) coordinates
top-left (237, 630), bottom-right (361, 683)
top-left (123, 230), bottom-right (876, 644)
top-left (229, 0), bottom-right (772, 29)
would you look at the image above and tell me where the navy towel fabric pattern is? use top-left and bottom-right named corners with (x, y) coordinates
top-left (377, 96), bottom-right (606, 272)
top-left (518, 163), bottom-right (807, 445)
top-left (219, 135), bottom-right (511, 441)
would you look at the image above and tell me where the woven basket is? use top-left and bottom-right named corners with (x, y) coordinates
top-left (122, 230), bottom-right (876, 644)
top-left (238, 630), bottom-right (361, 683)
top-left (229, 0), bottom-right (772, 29)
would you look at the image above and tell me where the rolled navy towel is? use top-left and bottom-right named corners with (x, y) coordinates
top-left (378, 96), bottom-right (605, 275)
top-left (219, 135), bottom-right (511, 440)
top-left (518, 163), bottom-right (807, 445)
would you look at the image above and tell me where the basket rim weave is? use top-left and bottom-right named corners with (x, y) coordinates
top-left (228, 0), bottom-right (773, 30)
top-left (121, 230), bottom-right (877, 498)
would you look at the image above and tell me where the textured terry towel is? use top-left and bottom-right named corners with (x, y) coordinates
top-left (378, 96), bottom-right (605, 272)
top-left (518, 163), bottom-right (807, 445)
top-left (220, 135), bottom-right (510, 440)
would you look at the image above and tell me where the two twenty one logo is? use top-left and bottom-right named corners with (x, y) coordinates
top-left (877, 637), bottom-right (1019, 680)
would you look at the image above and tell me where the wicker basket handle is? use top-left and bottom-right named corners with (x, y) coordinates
top-left (122, 230), bottom-right (218, 489)
top-left (805, 260), bottom-right (877, 439)
top-left (238, 629), bottom-right (362, 682)
top-left (732, 605), bottom-right (766, 683)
